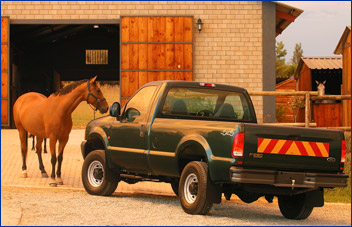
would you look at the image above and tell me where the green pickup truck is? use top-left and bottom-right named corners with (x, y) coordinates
top-left (81, 81), bottom-right (347, 220)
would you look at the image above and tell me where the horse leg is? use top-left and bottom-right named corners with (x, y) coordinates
top-left (18, 129), bottom-right (28, 178)
top-left (56, 137), bottom-right (69, 185)
top-left (43, 138), bottom-right (47, 153)
top-left (49, 138), bottom-right (58, 187)
top-left (30, 134), bottom-right (35, 151)
top-left (35, 137), bottom-right (48, 178)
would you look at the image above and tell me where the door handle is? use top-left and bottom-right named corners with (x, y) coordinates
top-left (140, 125), bottom-right (146, 137)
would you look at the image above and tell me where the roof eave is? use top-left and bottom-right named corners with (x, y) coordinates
top-left (334, 26), bottom-right (351, 55)
top-left (274, 1), bottom-right (304, 37)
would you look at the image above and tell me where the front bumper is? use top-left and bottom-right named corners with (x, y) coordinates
top-left (230, 167), bottom-right (348, 188)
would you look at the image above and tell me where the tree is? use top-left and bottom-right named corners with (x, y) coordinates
top-left (275, 41), bottom-right (304, 81)
top-left (275, 41), bottom-right (288, 79)
top-left (291, 43), bottom-right (303, 65)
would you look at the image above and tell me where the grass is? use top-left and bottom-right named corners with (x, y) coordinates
top-left (324, 152), bottom-right (351, 203)
top-left (325, 132), bottom-right (351, 203)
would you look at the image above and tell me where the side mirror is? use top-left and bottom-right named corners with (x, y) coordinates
top-left (126, 108), bottom-right (140, 122)
top-left (109, 102), bottom-right (121, 118)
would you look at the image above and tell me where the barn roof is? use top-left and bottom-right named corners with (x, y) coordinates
top-left (274, 1), bottom-right (304, 37)
top-left (276, 78), bottom-right (296, 90)
top-left (334, 26), bottom-right (351, 55)
top-left (294, 57), bottom-right (342, 79)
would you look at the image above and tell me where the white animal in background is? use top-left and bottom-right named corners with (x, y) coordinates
top-left (316, 80), bottom-right (326, 96)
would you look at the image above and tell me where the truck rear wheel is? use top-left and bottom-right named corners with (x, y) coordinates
top-left (278, 193), bottom-right (314, 220)
top-left (179, 161), bottom-right (213, 215)
top-left (82, 150), bottom-right (118, 196)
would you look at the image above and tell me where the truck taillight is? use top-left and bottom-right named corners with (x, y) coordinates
top-left (341, 139), bottom-right (346, 163)
top-left (232, 133), bottom-right (244, 157)
top-left (199, 82), bottom-right (216, 88)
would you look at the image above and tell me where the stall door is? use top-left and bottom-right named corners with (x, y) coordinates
top-left (1, 17), bottom-right (9, 127)
top-left (120, 16), bottom-right (194, 106)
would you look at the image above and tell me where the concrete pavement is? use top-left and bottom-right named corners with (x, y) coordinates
top-left (1, 129), bottom-right (174, 195)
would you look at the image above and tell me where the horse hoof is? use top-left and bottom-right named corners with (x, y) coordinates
top-left (49, 183), bottom-right (57, 187)
top-left (49, 179), bottom-right (57, 187)
top-left (56, 178), bottom-right (63, 185)
top-left (21, 171), bottom-right (28, 178)
top-left (42, 173), bottom-right (48, 178)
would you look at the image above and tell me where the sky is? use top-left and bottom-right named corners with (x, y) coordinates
top-left (276, 1), bottom-right (351, 63)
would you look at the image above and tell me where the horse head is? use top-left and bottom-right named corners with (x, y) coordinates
top-left (86, 76), bottom-right (109, 114)
top-left (315, 80), bottom-right (326, 96)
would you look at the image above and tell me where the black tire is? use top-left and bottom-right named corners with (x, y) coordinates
top-left (278, 193), bottom-right (314, 220)
top-left (171, 180), bottom-right (179, 196)
top-left (82, 150), bottom-right (118, 196)
top-left (179, 161), bottom-right (213, 215)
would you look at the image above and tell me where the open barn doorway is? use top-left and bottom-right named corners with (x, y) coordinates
top-left (10, 23), bottom-right (120, 128)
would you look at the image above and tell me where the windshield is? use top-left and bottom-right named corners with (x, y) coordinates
top-left (160, 87), bottom-right (253, 121)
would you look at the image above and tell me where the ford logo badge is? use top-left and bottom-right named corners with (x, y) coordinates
top-left (327, 157), bottom-right (336, 162)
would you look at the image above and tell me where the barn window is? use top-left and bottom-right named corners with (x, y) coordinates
top-left (85, 49), bottom-right (108, 65)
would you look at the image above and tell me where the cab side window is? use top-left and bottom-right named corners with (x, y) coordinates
top-left (123, 86), bottom-right (157, 123)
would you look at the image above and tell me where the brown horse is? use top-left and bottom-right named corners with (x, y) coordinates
top-left (13, 76), bottom-right (108, 187)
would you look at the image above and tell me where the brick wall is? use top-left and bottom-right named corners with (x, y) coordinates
top-left (1, 1), bottom-right (264, 122)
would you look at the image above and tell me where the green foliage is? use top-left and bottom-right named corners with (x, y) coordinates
top-left (291, 42), bottom-right (303, 65)
top-left (276, 104), bottom-right (288, 122)
top-left (275, 41), bottom-right (289, 79)
top-left (291, 96), bottom-right (305, 110)
top-left (275, 41), bottom-right (303, 80)
top-left (345, 132), bottom-right (351, 153)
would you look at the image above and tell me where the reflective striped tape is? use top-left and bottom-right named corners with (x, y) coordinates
top-left (257, 138), bottom-right (329, 157)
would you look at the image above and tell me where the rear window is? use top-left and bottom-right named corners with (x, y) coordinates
top-left (161, 87), bottom-right (252, 121)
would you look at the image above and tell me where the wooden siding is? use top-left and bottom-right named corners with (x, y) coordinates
top-left (313, 103), bottom-right (342, 127)
top-left (1, 17), bottom-right (9, 126)
top-left (120, 16), bottom-right (193, 106)
top-left (342, 31), bottom-right (351, 127)
top-left (296, 63), bottom-right (312, 123)
top-left (297, 63), bottom-right (311, 91)
top-left (276, 79), bottom-right (296, 123)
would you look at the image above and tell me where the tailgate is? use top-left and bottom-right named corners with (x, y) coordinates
top-left (242, 124), bottom-right (344, 172)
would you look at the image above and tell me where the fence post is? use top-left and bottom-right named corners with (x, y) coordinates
top-left (305, 92), bottom-right (311, 127)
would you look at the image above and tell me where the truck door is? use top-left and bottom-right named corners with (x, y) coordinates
top-left (109, 85), bottom-right (158, 172)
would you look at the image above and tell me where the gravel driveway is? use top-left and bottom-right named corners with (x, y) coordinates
top-left (1, 185), bottom-right (351, 226)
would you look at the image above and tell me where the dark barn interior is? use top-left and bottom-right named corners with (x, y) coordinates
top-left (311, 69), bottom-right (342, 96)
top-left (10, 23), bottom-right (119, 95)
top-left (9, 24), bottom-right (119, 127)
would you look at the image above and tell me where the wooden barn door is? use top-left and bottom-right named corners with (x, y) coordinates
top-left (1, 17), bottom-right (10, 127)
top-left (120, 16), bottom-right (193, 106)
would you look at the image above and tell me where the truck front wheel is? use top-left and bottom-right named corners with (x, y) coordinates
top-left (82, 150), bottom-right (118, 196)
top-left (278, 193), bottom-right (314, 220)
top-left (179, 161), bottom-right (213, 215)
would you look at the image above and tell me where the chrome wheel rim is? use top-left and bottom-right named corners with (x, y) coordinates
top-left (87, 160), bottom-right (104, 187)
top-left (184, 173), bottom-right (198, 204)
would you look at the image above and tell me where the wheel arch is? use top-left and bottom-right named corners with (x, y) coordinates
top-left (83, 128), bottom-right (109, 159)
top-left (175, 134), bottom-right (213, 178)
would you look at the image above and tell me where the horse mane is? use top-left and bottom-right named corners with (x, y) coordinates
top-left (53, 79), bottom-right (90, 96)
